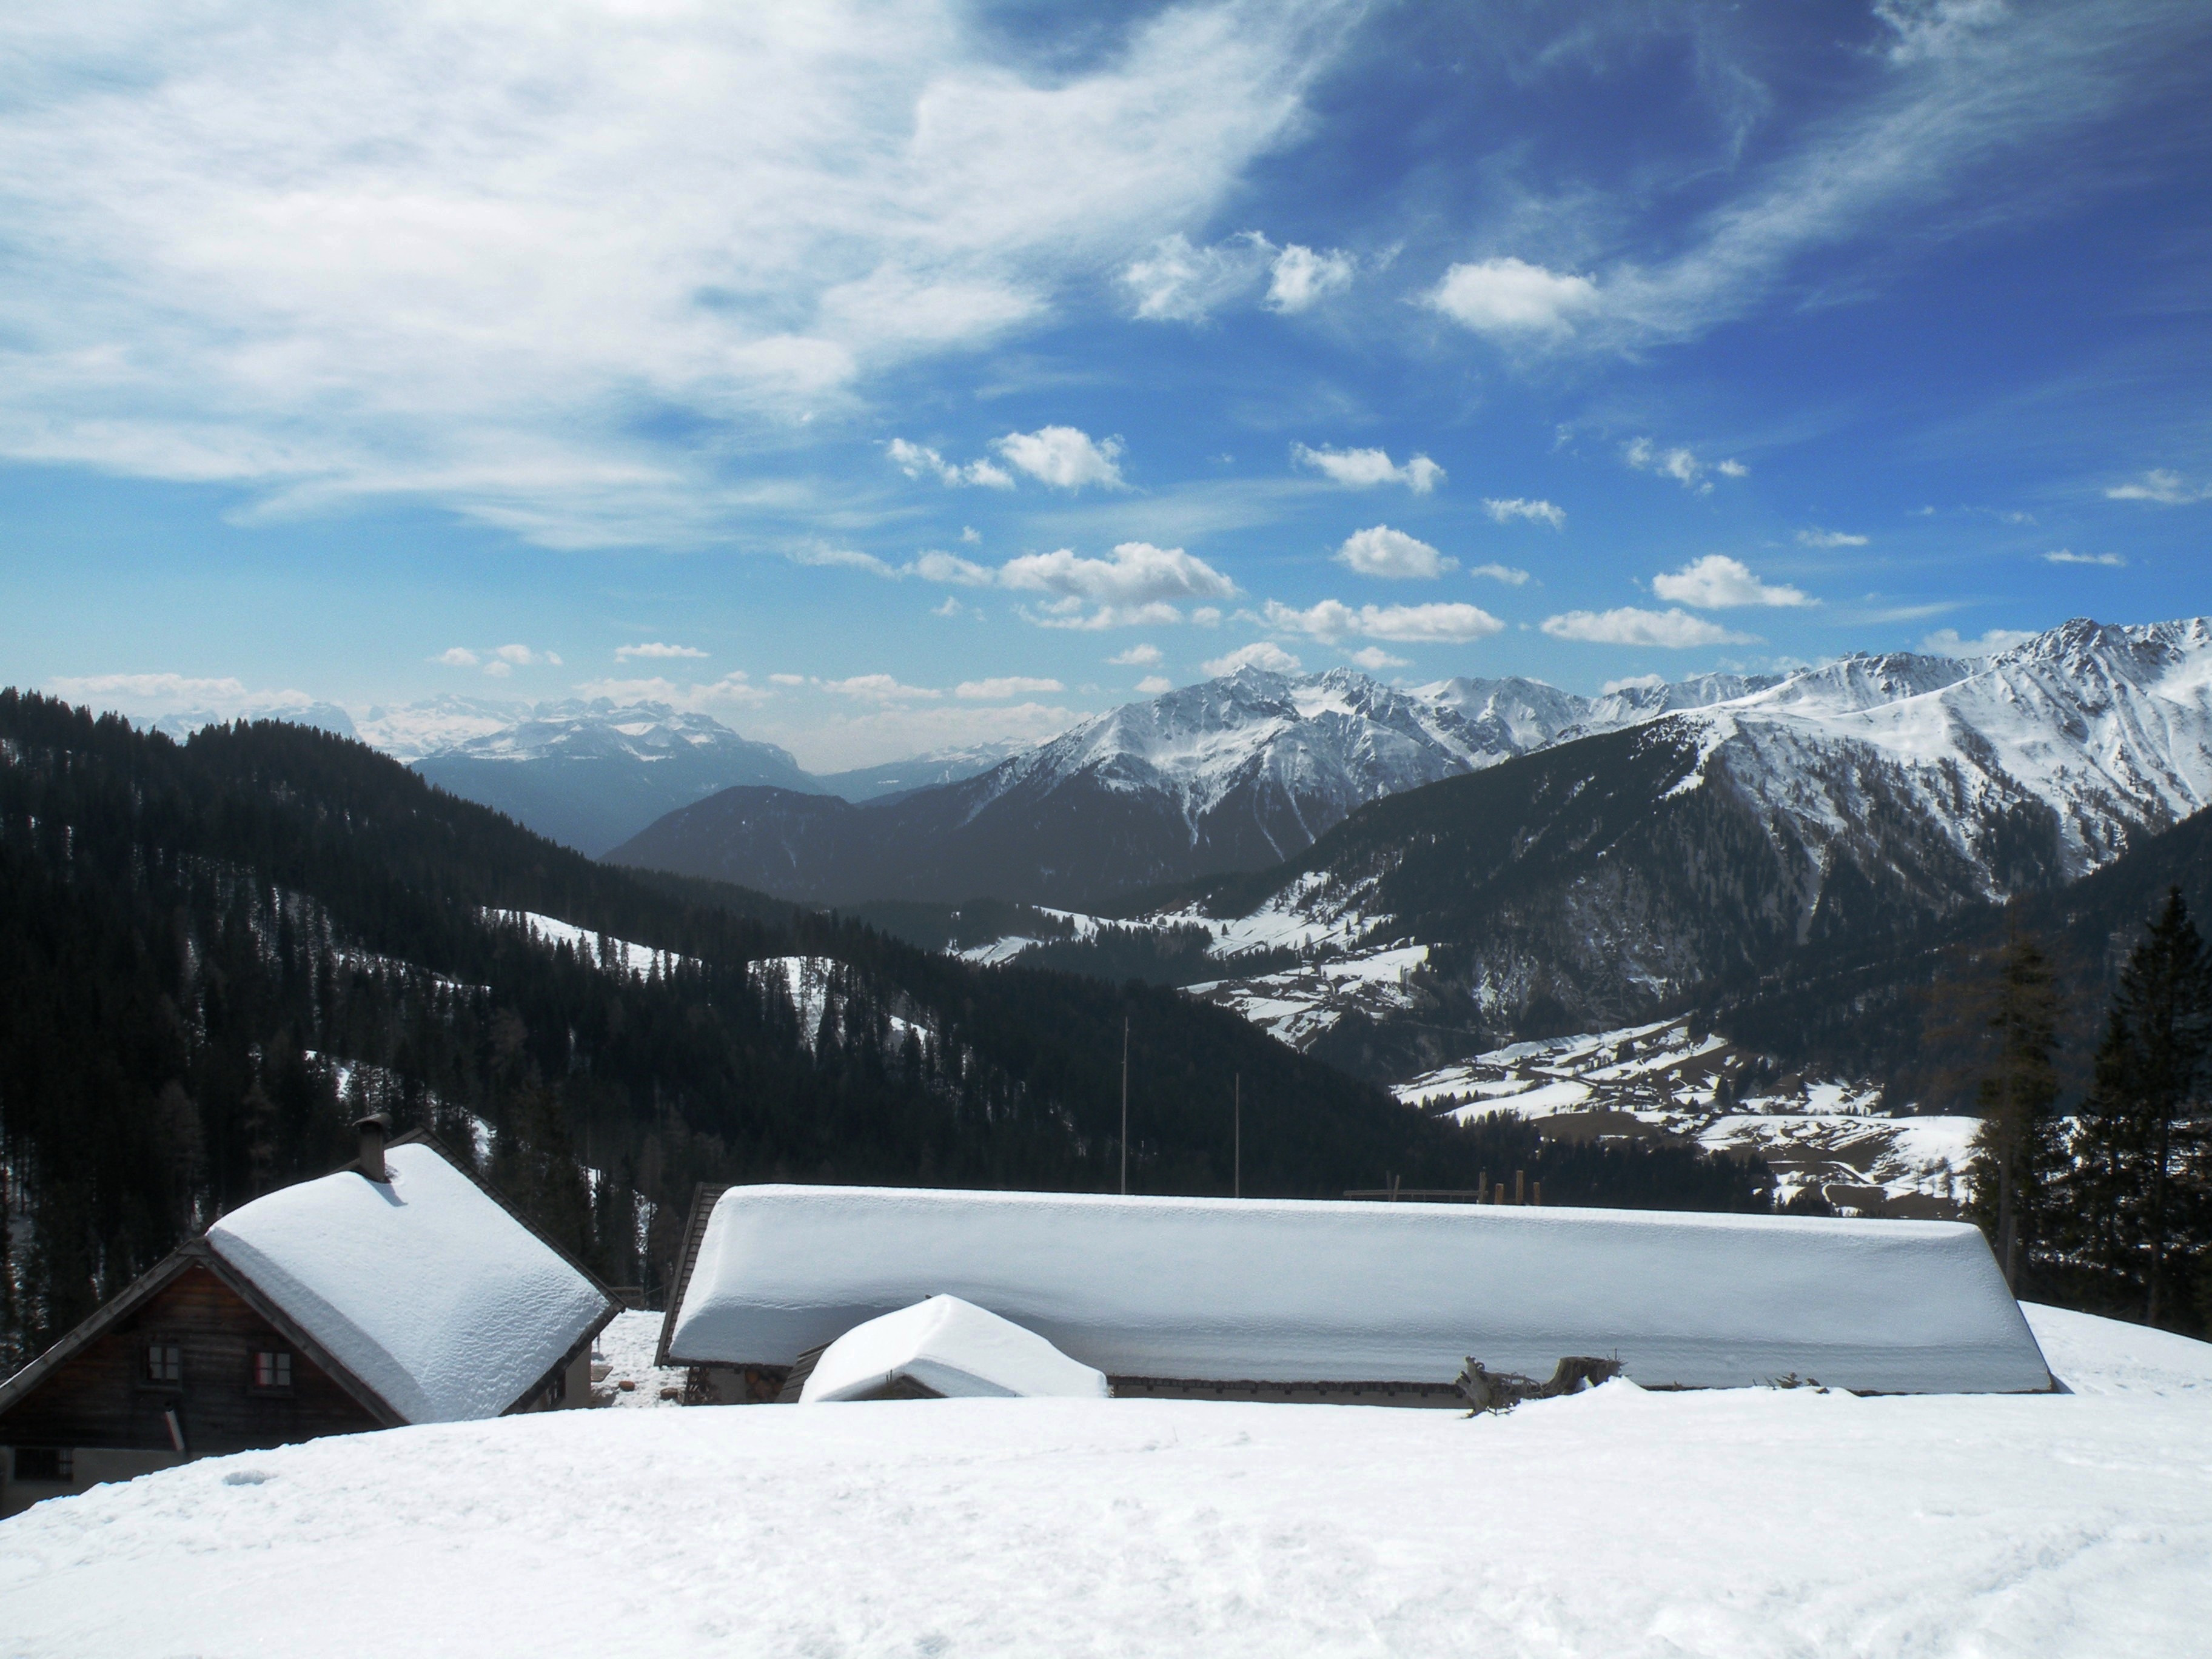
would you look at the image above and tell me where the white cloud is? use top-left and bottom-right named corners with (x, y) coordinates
top-left (2042, 549), bottom-right (2127, 567)
top-left (1121, 232), bottom-right (1353, 322)
top-left (999, 541), bottom-right (1238, 606)
top-left (1540, 608), bottom-right (1757, 648)
top-left (44, 671), bottom-right (335, 725)
top-left (822, 674), bottom-right (942, 703)
top-left (793, 545), bottom-right (901, 575)
top-left (1652, 555), bottom-right (1814, 609)
top-left (0, 1), bottom-right (1332, 545)
top-left (1601, 674), bottom-right (1666, 694)
top-left (615, 642), bottom-right (708, 661)
top-left (494, 643), bottom-right (561, 666)
top-left (1263, 598), bottom-right (1504, 645)
top-left (1346, 646), bottom-right (1409, 671)
top-left (1921, 626), bottom-right (2039, 657)
top-left (438, 642), bottom-right (560, 675)
top-left (1468, 562), bottom-right (1532, 586)
top-left (1135, 674), bottom-right (1175, 694)
top-left (960, 526), bottom-right (981, 543)
top-left (1292, 444), bottom-right (1444, 493)
top-left (992, 427), bottom-right (1126, 490)
top-left (435, 648), bottom-right (480, 667)
top-left (886, 438), bottom-right (1014, 489)
top-left (571, 671), bottom-right (770, 708)
top-left (1021, 599), bottom-right (1187, 632)
top-left (1204, 640), bottom-right (1304, 675)
top-left (1481, 497), bottom-right (1564, 529)
top-left (909, 550), bottom-right (997, 586)
top-left (1426, 257), bottom-right (1597, 337)
top-left (1265, 243), bottom-right (1355, 312)
top-left (1797, 528), bottom-right (1868, 548)
top-left (1334, 525), bottom-right (1453, 579)
top-left (1109, 644), bottom-right (1164, 666)
top-left (769, 673), bottom-right (808, 686)
top-left (2106, 470), bottom-right (2210, 504)
top-left (931, 595), bottom-right (978, 618)
top-left (956, 676), bottom-right (1063, 700)
top-left (1624, 438), bottom-right (1746, 492)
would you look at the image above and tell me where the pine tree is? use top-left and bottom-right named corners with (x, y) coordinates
top-left (1965, 927), bottom-right (2063, 1290)
top-left (2062, 888), bottom-right (2211, 1327)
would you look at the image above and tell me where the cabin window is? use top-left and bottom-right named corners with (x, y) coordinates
top-left (545, 1367), bottom-right (566, 1406)
top-left (12, 1447), bottom-right (71, 1482)
top-left (252, 1350), bottom-right (293, 1391)
top-left (144, 1342), bottom-right (183, 1386)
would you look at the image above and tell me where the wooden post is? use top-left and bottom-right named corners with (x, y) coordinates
top-left (1233, 1073), bottom-right (1241, 1199)
top-left (1477, 1168), bottom-right (1487, 1205)
top-left (1532, 1181), bottom-right (1542, 1207)
top-left (1120, 1016), bottom-right (1128, 1197)
top-left (1514, 1170), bottom-right (1524, 1205)
top-left (1494, 1182), bottom-right (1506, 1205)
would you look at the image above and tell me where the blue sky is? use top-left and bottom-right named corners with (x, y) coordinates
top-left (4, 0), bottom-right (2208, 768)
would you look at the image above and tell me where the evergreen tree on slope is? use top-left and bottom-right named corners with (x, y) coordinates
top-left (1966, 927), bottom-right (2064, 1292)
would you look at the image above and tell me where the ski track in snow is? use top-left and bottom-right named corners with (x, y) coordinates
top-left (2, 1305), bottom-right (2208, 1658)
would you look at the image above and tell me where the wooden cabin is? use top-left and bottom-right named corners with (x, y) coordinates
top-left (0, 1118), bottom-right (619, 1516)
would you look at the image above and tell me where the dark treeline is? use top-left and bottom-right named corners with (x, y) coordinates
top-left (1964, 894), bottom-right (2212, 1338)
top-left (1397, 1111), bottom-right (1772, 1213)
top-left (0, 694), bottom-right (1772, 1370)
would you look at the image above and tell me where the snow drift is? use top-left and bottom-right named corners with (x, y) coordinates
top-left (799, 1295), bottom-right (1110, 1403)
top-left (663, 1185), bottom-right (2051, 1395)
top-left (207, 1142), bottom-right (612, 1422)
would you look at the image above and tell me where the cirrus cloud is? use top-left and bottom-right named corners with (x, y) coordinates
top-left (2105, 470), bottom-right (2210, 504)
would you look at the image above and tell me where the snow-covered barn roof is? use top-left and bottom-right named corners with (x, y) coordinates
top-left (663, 1185), bottom-right (2051, 1395)
top-left (207, 1141), bottom-right (617, 1423)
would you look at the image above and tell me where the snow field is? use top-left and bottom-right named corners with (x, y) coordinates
top-left (2, 1305), bottom-right (2208, 1658)
top-left (591, 1309), bottom-right (687, 1408)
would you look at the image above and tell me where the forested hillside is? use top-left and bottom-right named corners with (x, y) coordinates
top-left (0, 695), bottom-right (1773, 1371)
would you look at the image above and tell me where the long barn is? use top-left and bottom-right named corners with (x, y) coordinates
top-left (658, 1184), bottom-right (2054, 1403)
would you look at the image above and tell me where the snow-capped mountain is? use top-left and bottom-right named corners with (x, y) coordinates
top-left (609, 667), bottom-right (1574, 905)
top-left (812, 740), bottom-right (1035, 803)
top-left (384, 699), bottom-right (822, 856)
top-left (1147, 618), bottom-right (2212, 1064)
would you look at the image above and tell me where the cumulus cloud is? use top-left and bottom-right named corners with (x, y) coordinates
top-left (1262, 598), bottom-right (1504, 645)
top-left (956, 676), bottom-right (1063, 700)
top-left (1482, 497), bottom-right (1564, 529)
top-left (2042, 549), bottom-right (2126, 566)
top-left (1921, 626), bottom-right (2039, 657)
top-left (2106, 470), bottom-right (2210, 504)
top-left (1266, 244), bottom-right (1355, 312)
top-left (0, 2), bottom-right (1330, 545)
top-left (1652, 555), bottom-right (1814, 609)
top-left (1204, 640), bottom-right (1304, 675)
top-left (615, 642), bottom-right (708, 661)
top-left (1109, 644), bottom-right (1164, 666)
top-left (886, 438), bottom-right (1014, 489)
top-left (1624, 438), bottom-right (1746, 492)
top-left (991, 427), bottom-right (1126, 490)
top-left (435, 648), bottom-right (480, 667)
top-left (44, 671), bottom-right (338, 726)
top-left (440, 642), bottom-right (561, 676)
top-left (1334, 525), bottom-right (1453, 579)
top-left (572, 671), bottom-right (770, 708)
top-left (1292, 443), bottom-right (1444, 493)
top-left (1121, 231), bottom-right (1355, 321)
top-left (1797, 528), bottom-right (1868, 548)
top-left (1001, 543), bottom-right (1238, 603)
top-left (1426, 257), bottom-right (1597, 337)
top-left (1135, 674), bottom-right (1175, 694)
top-left (1540, 608), bottom-right (1757, 648)
top-left (1346, 646), bottom-right (1409, 671)
top-left (909, 551), bottom-right (996, 586)
top-left (1468, 562), bottom-right (1531, 586)
top-left (822, 674), bottom-right (942, 702)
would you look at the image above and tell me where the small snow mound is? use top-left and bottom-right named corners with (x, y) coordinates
top-left (801, 1295), bottom-right (1110, 1403)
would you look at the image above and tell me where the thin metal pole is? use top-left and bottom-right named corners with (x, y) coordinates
top-left (1233, 1073), bottom-right (1241, 1199)
top-left (1120, 1016), bottom-right (1128, 1196)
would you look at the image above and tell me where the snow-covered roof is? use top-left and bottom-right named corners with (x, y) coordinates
top-left (666, 1185), bottom-right (2051, 1395)
top-left (800, 1295), bottom-right (1111, 1403)
top-left (207, 1142), bottom-right (614, 1423)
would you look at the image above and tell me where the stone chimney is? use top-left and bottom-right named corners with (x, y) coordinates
top-left (354, 1112), bottom-right (392, 1183)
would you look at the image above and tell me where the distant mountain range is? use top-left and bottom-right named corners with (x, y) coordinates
top-left (606, 666), bottom-right (1781, 906)
top-left (337, 697), bottom-right (1027, 856)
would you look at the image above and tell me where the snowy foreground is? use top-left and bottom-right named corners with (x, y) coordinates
top-left (4, 1307), bottom-right (2209, 1659)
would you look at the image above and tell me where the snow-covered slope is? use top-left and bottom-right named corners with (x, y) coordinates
top-left (5, 1307), bottom-right (2208, 1658)
top-left (1141, 618), bottom-right (2212, 1054)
